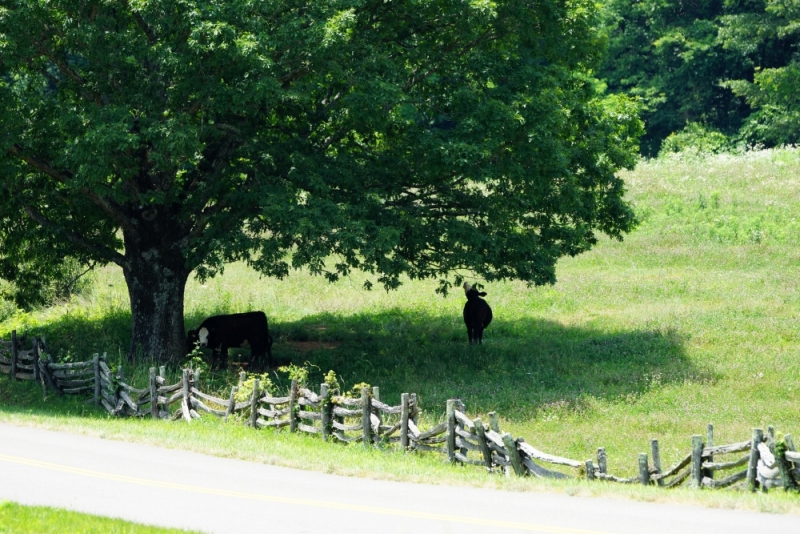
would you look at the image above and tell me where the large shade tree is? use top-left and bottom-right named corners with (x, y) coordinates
top-left (0, 0), bottom-right (641, 363)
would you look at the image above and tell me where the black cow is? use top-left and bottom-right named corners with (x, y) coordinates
top-left (463, 282), bottom-right (492, 344)
top-left (186, 311), bottom-right (274, 371)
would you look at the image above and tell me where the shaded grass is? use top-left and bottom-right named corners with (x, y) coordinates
top-left (0, 502), bottom-right (199, 534)
top-left (2, 148), bottom-right (800, 508)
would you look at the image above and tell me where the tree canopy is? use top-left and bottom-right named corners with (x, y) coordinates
top-left (0, 0), bottom-right (642, 362)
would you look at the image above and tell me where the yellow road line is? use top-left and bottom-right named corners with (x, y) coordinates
top-left (0, 452), bottom-right (614, 534)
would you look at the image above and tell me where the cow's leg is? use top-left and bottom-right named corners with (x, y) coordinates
top-left (249, 349), bottom-right (263, 372)
top-left (467, 326), bottom-right (474, 344)
top-left (266, 335), bottom-right (275, 369)
top-left (219, 345), bottom-right (229, 370)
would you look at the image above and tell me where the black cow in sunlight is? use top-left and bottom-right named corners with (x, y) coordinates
top-left (186, 311), bottom-right (274, 371)
top-left (462, 282), bottom-right (492, 344)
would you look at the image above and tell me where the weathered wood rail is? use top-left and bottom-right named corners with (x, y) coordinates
top-left (0, 331), bottom-right (44, 382)
top-left (3, 329), bottom-right (798, 494)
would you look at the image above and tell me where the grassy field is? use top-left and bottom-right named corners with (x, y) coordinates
top-left (0, 502), bottom-right (199, 533)
top-left (1, 148), bottom-right (799, 510)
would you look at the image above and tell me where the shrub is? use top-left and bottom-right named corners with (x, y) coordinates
top-left (659, 123), bottom-right (732, 156)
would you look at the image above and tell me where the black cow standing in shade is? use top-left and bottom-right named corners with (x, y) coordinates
top-left (186, 311), bottom-right (274, 371)
top-left (462, 282), bottom-right (492, 344)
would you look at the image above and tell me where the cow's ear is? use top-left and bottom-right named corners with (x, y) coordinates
top-left (478, 292), bottom-right (487, 297)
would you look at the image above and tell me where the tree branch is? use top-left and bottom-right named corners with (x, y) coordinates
top-left (29, 40), bottom-right (86, 84)
top-left (405, 28), bottom-right (497, 90)
top-left (7, 144), bottom-right (73, 182)
top-left (30, 38), bottom-right (103, 106)
top-left (22, 204), bottom-right (124, 266)
top-left (7, 144), bottom-right (136, 234)
top-left (120, 0), bottom-right (157, 45)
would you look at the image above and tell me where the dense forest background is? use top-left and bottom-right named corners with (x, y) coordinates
top-left (600, 0), bottom-right (800, 156)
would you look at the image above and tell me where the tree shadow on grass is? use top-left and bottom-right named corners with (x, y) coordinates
top-left (267, 309), bottom-right (713, 422)
top-left (3, 307), bottom-right (713, 423)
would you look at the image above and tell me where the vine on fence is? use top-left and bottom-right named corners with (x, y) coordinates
top-left (1, 329), bottom-right (798, 494)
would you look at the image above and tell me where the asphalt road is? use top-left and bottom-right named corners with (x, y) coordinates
top-left (0, 423), bottom-right (797, 533)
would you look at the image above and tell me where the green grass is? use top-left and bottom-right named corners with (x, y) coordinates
top-left (0, 502), bottom-right (199, 533)
top-left (2, 148), bottom-right (800, 511)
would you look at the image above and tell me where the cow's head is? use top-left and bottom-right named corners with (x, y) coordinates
top-left (186, 327), bottom-right (208, 354)
top-left (197, 327), bottom-right (209, 346)
top-left (463, 282), bottom-right (487, 299)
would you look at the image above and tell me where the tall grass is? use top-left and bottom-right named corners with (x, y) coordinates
top-left (2, 148), bottom-right (799, 485)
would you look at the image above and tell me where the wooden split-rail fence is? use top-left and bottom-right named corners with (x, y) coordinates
top-left (1, 330), bottom-right (798, 493)
top-left (0, 330), bottom-right (44, 383)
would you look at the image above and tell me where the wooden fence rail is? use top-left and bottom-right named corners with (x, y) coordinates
top-left (3, 329), bottom-right (798, 494)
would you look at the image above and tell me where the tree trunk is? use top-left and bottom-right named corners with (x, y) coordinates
top-left (121, 223), bottom-right (191, 364)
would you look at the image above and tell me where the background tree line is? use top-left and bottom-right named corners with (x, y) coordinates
top-left (600, 0), bottom-right (800, 156)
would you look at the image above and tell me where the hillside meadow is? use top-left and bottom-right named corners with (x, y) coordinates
top-left (1, 148), bottom-right (799, 510)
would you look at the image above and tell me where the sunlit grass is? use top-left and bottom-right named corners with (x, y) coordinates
top-left (0, 502), bottom-right (199, 534)
top-left (1, 148), bottom-right (799, 510)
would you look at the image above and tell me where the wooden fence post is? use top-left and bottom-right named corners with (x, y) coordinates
top-left (488, 411), bottom-right (499, 433)
top-left (371, 386), bottom-right (381, 440)
top-left (747, 428), bottom-right (764, 492)
top-left (149, 367), bottom-right (158, 420)
top-left (501, 433), bottom-right (525, 477)
top-left (777, 445), bottom-right (797, 491)
top-left (38, 354), bottom-right (61, 397)
top-left (690, 435), bottom-right (704, 488)
top-left (249, 379), bottom-right (261, 427)
top-left (446, 399), bottom-right (456, 463)
top-left (32, 338), bottom-right (40, 383)
top-left (361, 386), bottom-right (371, 447)
top-left (597, 447), bottom-right (607, 475)
top-left (116, 364), bottom-right (126, 414)
top-left (288, 379), bottom-right (298, 432)
top-left (320, 384), bottom-right (330, 441)
top-left (585, 460), bottom-right (595, 481)
top-left (400, 393), bottom-right (410, 449)
top-left (704, 423), bottom-right (714, 481)
top-left (158, 366), bottom-right (167, 419)
top-left (93, 354), bottom-right (101, 406)
top-left (410, 393), bottom-right (418, 426)
top-left (786, 434), bottom-right (798, 471)
top-left (225, 386), bottom-right (238, 423)
top-left (474, 418), bottom-right (493, 469)
top-left (455, 400), bottom-right (468, 458)
top-left (638, 453), bottom-right (650, 486)
top-left (181, 368), bottom-right (191, 422)
top-left (651, 439), bottom-right (664, 487)
top-left (10, 330), bottom-right (17, 381)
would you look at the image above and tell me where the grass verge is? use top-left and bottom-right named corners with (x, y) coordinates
top-left (0, 501), bottom-right (199, 533)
